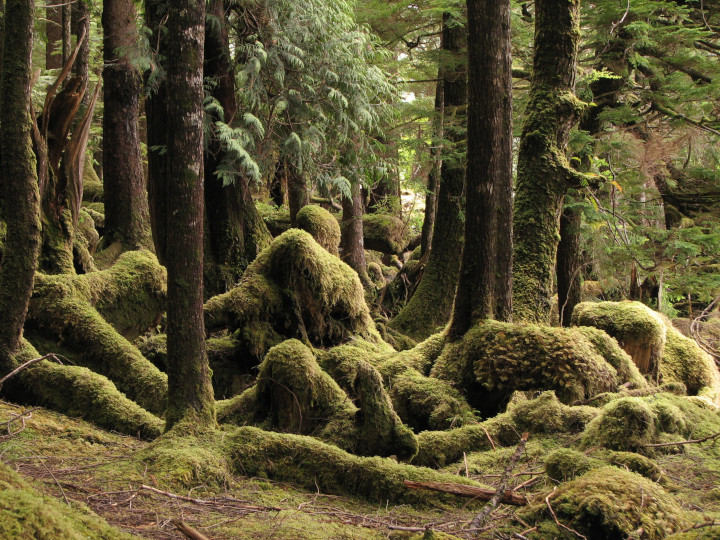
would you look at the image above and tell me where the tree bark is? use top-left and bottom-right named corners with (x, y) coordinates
top-left (288, 160), bottom-right (309, 226)
top-left (341, 182), bottom-right (370, 286)
top-left (62, 2), bottom-right (72, 66)
top-left (390, 14), bottom-right (466, 340)
top-left (46, 0), bottom-right (62, 70)
top-left (556, 201), bottom-right (582, 326)
top-left (449, 0), bottom-right (513, 338)
top-left (72, 0), bottom-right (90, 103)
top-left (420, 77), bottom-right (443, 258)
top-left (102, 0), bottom-right (151, 249)
top-left (164, 0), bottom-right (215, 430)
top-left (0, 0), bottom-right (42, 372)
top-left (512, 0), bottom-right (585, 323)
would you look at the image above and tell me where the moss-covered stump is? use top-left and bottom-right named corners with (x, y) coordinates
top-left (413, 392), bottom-right (598, 467)
top-left (572, 301), bottom-right (667, 381)
top-left (580, 392), bottom-right (720, 453)
top-left (660, 319), bottom-right (720, 405)
top-left (431, 321), bottom-right (619, 411)
top-left (0, 462), bottom-right (135, 539)
top-left (296, 205), bottom-right (341, 256)
top-left (521, 467), bottom-right (689, 539)
top-left (5, 340), bottom-right (162, 439)
top-left (360, 213), bottom-right (412, 255)
top-left (26, 251), bottom-right (168, 415)
top-left (204, 230), bottom-right (386, 360)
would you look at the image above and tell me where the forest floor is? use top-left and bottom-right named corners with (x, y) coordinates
top-left (2, 398), bottom-right (720, 539)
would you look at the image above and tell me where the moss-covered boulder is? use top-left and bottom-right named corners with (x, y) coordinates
top-left (572, 301), bottom-right (667, 381)
top-left (660, 319), bottom-right (720, 405)
top-left (521, 467), bottom-right (688, 539)
top-left (296, 205), bottom-right (341, 256)
top-left (361, 213), bottom-right (411, 255)
top-left (431, 321), bottom-right (619, 410)
top-left (204, 230), bottom-right (386, 362)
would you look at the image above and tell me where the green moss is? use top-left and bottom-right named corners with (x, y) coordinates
top-left (82, 154), bottom-right (103, 203)
top-left (296, 204), bottom-right (341, 256)
top-left (596, 450), bottom-right (665, 482)
top-left (545, 448), bottom-right (603, 481)
top-left (361, 213), bottom-right (411, 255)
top-left (367, 261), bottom-right (386, 288)
top-left (136, 333), bottom-right (168, 371)
top-left (0, 462), bottom-right (134, 539)
top-left (83, 207), bottom-right (105, 229)
top-left (262, 207), bottom-right (292, 236)
top-left (431, 321), bottom-right (618, 407)
top-left (572, 301), bottom-right (667, 380)
top-left (660, 319), bottom-right (720, 405)
top-left (575, 326), bottom-right (648, 389)
top-left (81, 201), bottom-right (105, 215)
top-left (521, 467), bottom-right (689, 539)
top-left (375, 321), bottom-right (416, 351)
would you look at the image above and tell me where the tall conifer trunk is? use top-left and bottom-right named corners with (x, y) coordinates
top-left (341, 182), bottom-right (370, 287)
top-left (0, 0), bottom-right (42, 372)
top-left (420, 77), bottom-right (443, 257)
top-left (165, 0), bottom-right (215, 430)
top-left (102, 0), bottom-right (151, 249)
top-left (448, 0), bottom-right (513, 338)
top-left (46, 1), bottom-right (62, 70)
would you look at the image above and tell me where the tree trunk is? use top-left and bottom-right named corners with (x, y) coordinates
top-left (46, 0), bottom-right (62, 70)
top-left (164, 0), bottom-right (215, 430)
top-left (62, 2), bottom-right (72, 66)
top-left (449, 0), bottom-right (513, 338)
top-left (270, 160), bottom-right (287, 208)
top-left (556, 200), bottom-right (581, 326)
top-left (145, 0), bottom-right (169, 264)
top-left (420, 77), bottom-right (443, 258)
top-left (204, 0), bottom-right (272, 296)
top-left (72, 0), bottom-right (90, 103)
top-left (0, 0), bottom-right (42, 372)
top-left (288, 160), bottom-right (309, 226)
top-left (390, 14), bottom-right (466, 341)
top-left (512, 0), bottom-right (585, 323)
top-left (341, 182), bottom-right (370, 287)
top-left (102, 0), bottom-right (151, 249)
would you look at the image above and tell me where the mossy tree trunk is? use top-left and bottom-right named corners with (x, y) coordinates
top-left (145, 0), bottom-right (169, 265)
top-left (164, 0), bottom-right (215, 430)
top-left (46, 0), bottom-right (62, 70)
top-left (0, 0), bottom-right (42, 372)
top-left (449, 0), bottom-right (513, 338)
top-left (102, 0), bottom-right (151, 250)
top-left (420, 77), bottom-right (443, 258)
top-left (557, 199), bottom-right (581, 326)
top-left (288, 160), bottom-right (309, 227)
top-left (204, 0), bottom-right (272, 297)
top-left (390, 14), bottom-right (466, 341)
top-left (512, 0), bottom-right (587, 323)
top-left (341, 182), bottom-right (371, 287)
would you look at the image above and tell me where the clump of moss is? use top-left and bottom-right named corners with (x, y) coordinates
top-left (296, 204), bottom-right (341, 256)
top-left (575, 326), bottom-right (648, 389)
top-left (375, 321), bottom-right (416, 351)
top-left (204, 230), bottom-right (385, 363)
top-left (367, 261), bottom-right (386, 289)
top-left (572, 301), bottom-right (667, 381)
top-left (0, 462), bottom-right (135, 539)
top-left (361, 213), bottom-right (411, 254)
top-left (82, 154), bottom-right (103, 202)
top-left (580, 397), bottom-right (657, 452)
top-left (431, 321), bottom-right (618, 408)
top-left (521, 467), bottom-right (689, 539)
top-left (507, 391), bottom-right (599, 434)
top-left (660, 319), bottom-right (720, 405)
top-left (544, 448), bottom-right (602, 481)
top-left (596, 450), bottom-right (664, 482)
top-left (73, 208), bottom-right (99, 273)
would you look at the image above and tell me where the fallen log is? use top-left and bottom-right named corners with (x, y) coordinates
top-left (403, 480), bottom-right (528, 506)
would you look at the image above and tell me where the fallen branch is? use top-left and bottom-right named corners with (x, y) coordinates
top-left (469, 432), bottom-right (529, 529)
top-left (643, 430), bottom-right (720, 448)
top-left (140, 485), bottom-right (281, 512)
top-left (174, 520), bottom-right (211, 540)
top-left (546, 487), bottom-right (587, 540)
top-left (403, 480), bottom-right (527, 506)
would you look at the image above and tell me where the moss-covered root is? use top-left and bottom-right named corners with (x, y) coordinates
top-left (520, 467), bottom-right (689, 539)
top-left (413, 392), bottom-right (598, 467)
top-left (204, 230), bottom-right (386, 350)
top-left (296, 205), bottom-right (341, 256)
top-left (12, 341), bottom-right (162, 439)
top-left (0, 462), bottom-right (135, 539)
top-left (572, 301), bottom-right (667, 381)
top-left (431, 320), bottom-right (618, 407)
top-left (27, 254), bottom-right (168, 415)
top-left (660, 318), bottom-right (720, 405)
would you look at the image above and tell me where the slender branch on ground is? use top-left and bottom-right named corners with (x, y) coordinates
top-left (546, 487), bottom-right (588, 540)
top-left (403, 480), bottom-right (528, 506)
top-left (643, 430), bottom-right (720, 448)
top-left (174, 520), bottom-right (211, 540)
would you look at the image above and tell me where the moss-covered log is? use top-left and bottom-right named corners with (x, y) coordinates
top-left (26, 251), bottom-right (168, 414)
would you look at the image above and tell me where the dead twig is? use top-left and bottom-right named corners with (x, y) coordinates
top-left (0, 354), bottom-right (59, 387)
top-left (545, 487), bottom-right (587, 540)
top-left (174, 520), bottom-right (211, 540)
top-left (140, 485), bottom-right (281, 512)
top-left (469, 432), bottom-right (529, 530)
top-left (403, 480), bottom-right (527, 506)
top-left (482, 426), bottom-right (497, 450)
top-left (643, 430), bottom-right (720, 448)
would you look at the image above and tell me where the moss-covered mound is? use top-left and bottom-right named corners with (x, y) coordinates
top-left (544, 448), bottom-right (603, 482)
top-left (0, 462), bottom-right (134, 539)
top-left (431, 321), bottom-right (619, 408)
top-left (296, 205), bottom-right (341, 256)
top-left (575, 326), bottom-right (648, 389)
top-left (660, 319), bottom-right (720, 405)
top-left (523, 466), bottom-right (688, 539)
top-left (360, 213), bottom-right (411, 255)
top-left (204, 230), bottom-right (385, 361)
top-left (572, 301), bottom-right (667, 381)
